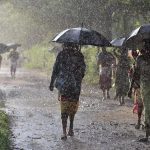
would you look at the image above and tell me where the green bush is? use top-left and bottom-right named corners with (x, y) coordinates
top-left (0, 111), bottom-right (10, 150)
top-left (23, 44), bottom-right (55, 74)
top-left (82, 46), bottom-right (99, 84)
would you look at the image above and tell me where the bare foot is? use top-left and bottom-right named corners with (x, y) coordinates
top-left (135, 123), bottom-right (140, 129)
top-left (61, 134), bottom-right (67, 140)
top-left (138, 137), bottom-right (148, 142)
top-left (68, 130), bottom-right (74, 136)
top-left (102, 96), bottom-right (106, 101)
top-left (107, 95), bottom-right (110, 99)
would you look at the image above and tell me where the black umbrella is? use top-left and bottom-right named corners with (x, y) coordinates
top-left (125, 24), bottom-right (150, 49)
top-left (52, 27), bottom-right (111, 47)
top-left (111, 37), bottom-right (126, 47)
top-left (6, 43), bottom-right (21, 50)
top-left (0, 43), bottom-right (9, 54)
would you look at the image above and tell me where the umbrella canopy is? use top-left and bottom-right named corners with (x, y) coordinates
top-left (0, 43), bottom-right (9, 54)
top-left (125, 24), bottom-right (150, 49)
top-left (0, 43), bottom-right (21, 54)
top-left (6, 43), bottom-right (21, 50)
top-left (111, 37), bottom-right (126, 47)
top-left (52, 27), bottom-right (111, 47)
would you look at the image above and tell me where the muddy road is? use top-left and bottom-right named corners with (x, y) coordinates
top-left (0, 68), bottom-right (150, 150)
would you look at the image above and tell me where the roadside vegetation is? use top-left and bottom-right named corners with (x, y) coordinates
top-left (0, 110), bottom-right (10, 150)
top-left (23, 44), bottom-right (55, 76)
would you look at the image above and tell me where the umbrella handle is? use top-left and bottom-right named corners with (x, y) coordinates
top-left (79, 23), bottom-right (84, 51)
top-left (79, 45), bottom-right (82, 51)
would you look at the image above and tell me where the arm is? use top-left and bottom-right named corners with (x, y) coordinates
top-left (75, 54), bottom-right (86, 80)
top-left (112, 48), bottom-right (120, 59)
top-left (80, 56), bottom-right (86, 79)
top-left (49, 53), bottom-right (61, 91)
top-left (128, 57), bottom-right (141, 98)
top-left (7, 53), bottom-right (11, 59)
top-left (16, 52), bottom-right (19, 60)
top-left (96, 53), bottom-right (101, 72)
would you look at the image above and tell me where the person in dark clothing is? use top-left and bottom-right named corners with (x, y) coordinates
top-left (49, 43), bottom-right (86, 140)
top-left (115, 48), bottom-right (130, 105)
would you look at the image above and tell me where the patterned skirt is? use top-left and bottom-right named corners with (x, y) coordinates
top-left (99, 66), bottom-right (112, 90)
top-left (60, 96), bottom-right (79, 116)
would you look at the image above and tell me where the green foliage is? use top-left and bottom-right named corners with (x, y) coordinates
top-left (0, 2), bottom-right (48, 49)
top-left (82, 46), bottom-right (99, 84)
top-left (0, 0), bottom-right (149, 49)
top-left (23, 44), bottom-right (55, 73)
top-left (0, 111), bottom-right (10, 150)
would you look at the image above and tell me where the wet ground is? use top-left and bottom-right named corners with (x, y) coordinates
top-left (0, 67), bottom-right (150, 150)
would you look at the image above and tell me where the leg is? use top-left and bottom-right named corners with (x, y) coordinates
top-left (138, 125), bottom-right (149, 142)
top-left (135, 103), bottom-right (143, 129)
top-left (10, 66), bottom-right (13, 78)
top-left (114, 92), bottom-right (118, 100)
top-left (118, 96), bottom-right (122, 106)
top-left (13, 67), bottom-right (16, 79)
top-left (68, 114), bottom-right (75, 136)
top-left (121, 96), bottom-right (125, 105)
top-left (61, 113), bottom-right (68, 140)
top-left (106, 89), bottom-right (110, 99)
top-left (102, 89), bottom-right (106, 101)
top-left (138, 102), bottom-right (149, 142)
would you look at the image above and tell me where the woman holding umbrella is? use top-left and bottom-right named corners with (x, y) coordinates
top-left (49, 43), bottom-right (86, 140)
top-left (49, 26), bottom-right (111, 140)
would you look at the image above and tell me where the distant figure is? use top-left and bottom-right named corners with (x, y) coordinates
top-left (97, 47), bottom-right (116, 100)
top-left (8, 48), bottom-right (19, 78)
top-left (49, 43), bottom-right (86, 140)
top-left (0, 54), bottom-right (2, 69)
top-left (115, 48), bottom-right (130, 105)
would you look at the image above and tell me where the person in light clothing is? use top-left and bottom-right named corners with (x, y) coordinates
top-left (8, 48), bottom-right (19, 78)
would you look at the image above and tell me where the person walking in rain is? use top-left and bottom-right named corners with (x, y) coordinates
top-left (128, 50), bottom-right (143, 129)
top-left (49, 43), bottom-right (86, 140)
top-left (129, 40), bottom-right (150, 142)
top-left (8, 48), bottom-right (19, 79)
top-left (115, 47), bottom-right (130, 105)
top-left (97, 47), bottom-right (116, 100)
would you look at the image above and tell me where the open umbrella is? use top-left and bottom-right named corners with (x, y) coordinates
top-left (111, 37), bottom-right (126, 47)
top-left (0, 43), bottom-right (9, 54)
top-left (125, 24), bottom-right (150, 49)
top-left (52, 27), bottom-right (111, 47)
top-left (6, 43), bottom-right (21, 50)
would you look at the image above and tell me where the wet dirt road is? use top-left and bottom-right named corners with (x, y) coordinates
top-left (0, 68), bottom-right (150, 150)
